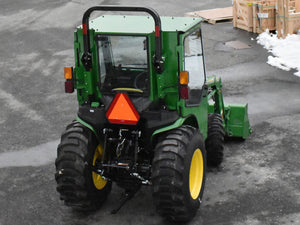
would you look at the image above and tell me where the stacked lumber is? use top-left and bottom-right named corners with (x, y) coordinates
top-left (233, 0), bottom-right (300, 37)
top-left (276, 0), bottom-right (300, 38)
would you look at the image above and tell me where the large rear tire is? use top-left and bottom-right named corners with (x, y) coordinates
top-left (55, 121), bottom-right (111, 211)
top-left (206, 113), bottom-right (225, 167)
top-left (152, 125), bottom-right (206, 222)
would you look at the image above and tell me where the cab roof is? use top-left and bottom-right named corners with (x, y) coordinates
top-left (86, 15), bottom-right (203, 34)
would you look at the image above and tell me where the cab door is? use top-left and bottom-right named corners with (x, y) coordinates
top-left (181, 28), bottom-right (207, 106)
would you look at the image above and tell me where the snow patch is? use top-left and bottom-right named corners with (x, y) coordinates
top-left (256, 31), bottom-right (300, 77)
top-left (267, 56), bottom-right (290, 71)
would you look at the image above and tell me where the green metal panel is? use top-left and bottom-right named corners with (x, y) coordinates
top-left (177, 99), bottom-right (208, 139)
top-left (224, 104), bottom-right (251, 139)
top-left (76, 116), bottom-right (99, 139)
top-left (74, 29), bottom-right (100, 105)
top-left (156, 31), bottom-right (180, 109)
top-left (152, 114), bottom-right (201, 139)
top-left (152, 117), bottom-right (186, 137)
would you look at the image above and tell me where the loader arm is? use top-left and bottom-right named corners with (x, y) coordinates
top-left (206, 76), bottom-right (251, 139)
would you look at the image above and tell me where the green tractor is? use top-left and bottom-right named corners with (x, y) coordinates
top-left (55, 6), bottom-right (251, 222)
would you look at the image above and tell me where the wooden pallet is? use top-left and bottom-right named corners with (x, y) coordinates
top-left (186, 7), bottom-right (233, 24)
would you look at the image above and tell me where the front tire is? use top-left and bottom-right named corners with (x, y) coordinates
top-left (55, 121), bottom-right (111, 211)
top-left (206, 113), bottom-right (225, 167)
top-left (152, 125), bottom-right (206, 222)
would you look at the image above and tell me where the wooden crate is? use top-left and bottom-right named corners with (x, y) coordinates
top-left (276, 0), bottom-right (300, 37)
top-left (277, 0), bottom-right (300, 16)
top-left (285, 15), bottom-right (300, 34)
top-left (276, 14), bottom-right (285, 37)
top-left (277, 14), bottom-right (300, 37)
top-left (233, 0), bottom-right (255, 32)
top-left (253, 1), bottom-right (277, 33)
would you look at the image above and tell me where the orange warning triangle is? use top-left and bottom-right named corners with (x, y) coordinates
top-left (106, 93), bottom-right (140, 125)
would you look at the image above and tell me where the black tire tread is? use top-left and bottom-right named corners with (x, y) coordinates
top-left (206, 113), bottom-right (225, 167)
top-left (152, 125), bottom-right (205, 222)
top-left (55, 121), bottom-right (111, 211)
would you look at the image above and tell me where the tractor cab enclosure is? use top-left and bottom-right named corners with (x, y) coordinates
top-left (72, 13), bottom-right (211, 139)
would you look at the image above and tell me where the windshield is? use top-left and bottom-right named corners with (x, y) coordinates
top-left (96, 35), bottom-right (149, 94)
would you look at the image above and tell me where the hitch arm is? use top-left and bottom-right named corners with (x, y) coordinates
top-left (111, 186), bottom-right (140, 214)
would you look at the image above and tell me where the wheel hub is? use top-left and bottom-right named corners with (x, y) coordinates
top-left (189, 148), bottom-right (204, 199)
top-left (92, 145), bottom-right (107, 190)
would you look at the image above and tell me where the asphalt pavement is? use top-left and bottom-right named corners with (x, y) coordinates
top-left (0, 0), bottom-right (299, 225)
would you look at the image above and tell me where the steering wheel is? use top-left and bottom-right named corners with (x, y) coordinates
top-left (133, 71), bottom-right (147, 90)
top-left (112, 87), bottom-right (143, 93)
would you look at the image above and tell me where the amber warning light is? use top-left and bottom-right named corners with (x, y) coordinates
top-left (64, 67), bottom-right (74, 93)
top-left (106, 93), bottom-right (140, 125)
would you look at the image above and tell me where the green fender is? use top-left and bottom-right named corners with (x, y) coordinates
top-left (76, 116), bottom-right (100, 140)
top-left (152, 116), bottom-right (198, 139)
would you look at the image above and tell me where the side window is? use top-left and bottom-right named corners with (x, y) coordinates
top-left (184, 29), bottom-right (206, 105)
top-left (98, 42), bottom-right (107, 83)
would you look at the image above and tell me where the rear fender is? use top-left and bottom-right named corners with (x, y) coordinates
top-left (76, 116), bottom-right (100, 141)
top-left (151, 115), bottom-right (198, 141)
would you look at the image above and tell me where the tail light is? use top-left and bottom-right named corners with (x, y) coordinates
top-left (180, 86), bottom-right (189, 99)
top-left (64, 67), bottom-right (74, 93)
top-left (65, 80), bottom-right (74, 93)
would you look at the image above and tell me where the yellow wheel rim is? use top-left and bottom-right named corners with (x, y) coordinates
top-left (189, 148), bottom-right (204, 200)
top-left (92, 145), bottom-right (107, 190)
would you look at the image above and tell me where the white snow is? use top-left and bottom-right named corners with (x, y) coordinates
top-left (256, 31), bottom-right (300, 77)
